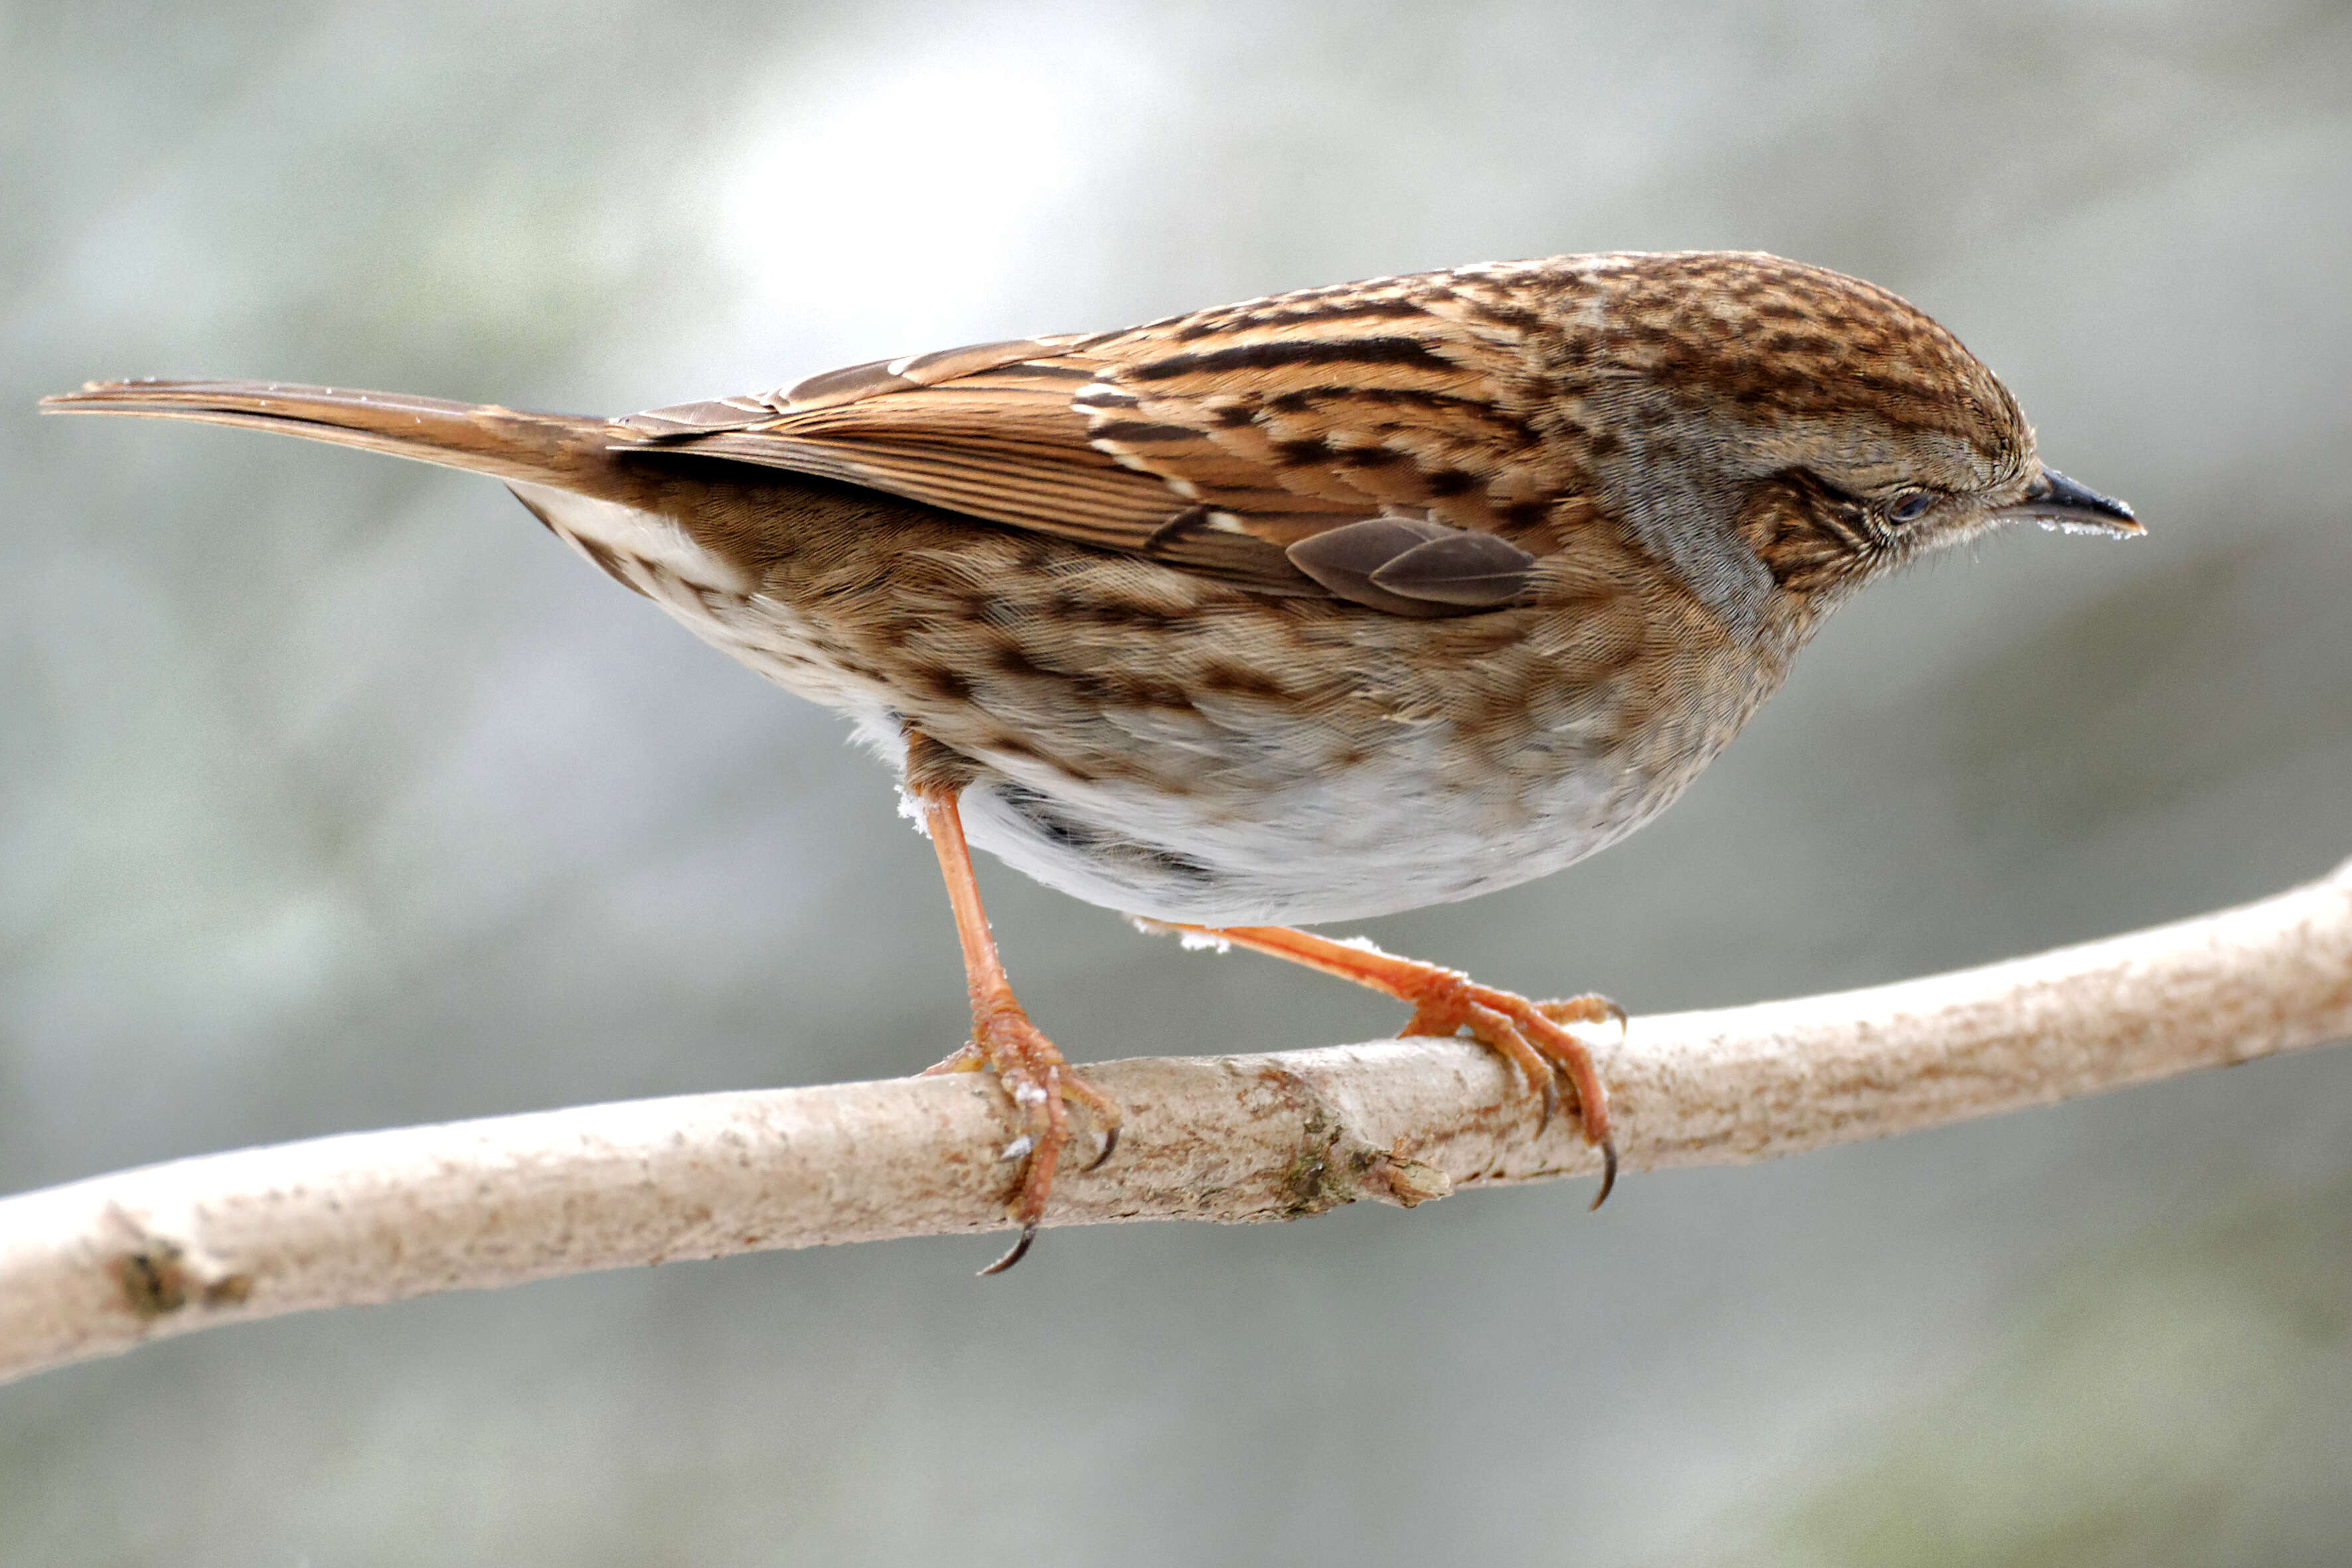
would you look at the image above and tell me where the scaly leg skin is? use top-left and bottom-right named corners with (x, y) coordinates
top-left (910, 782), bottom-right (1121, 1275)
top-left (1170, 923), bottom-right (1622, 1208)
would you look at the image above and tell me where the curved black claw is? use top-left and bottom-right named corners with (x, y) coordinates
top-left (979, 1222), bottom-right (1038, 1277)
top-left (1085, 1125), bottom-right (1120, 1172)
top-left (1588, 1139), bottom-right (1618, 1212)
top-left (1535, 1072), bottom-right (1561, 1135)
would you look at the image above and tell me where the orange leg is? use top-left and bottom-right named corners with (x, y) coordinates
top-left (911, 783), bottom-right (1120, 1274)
top-left (1170, 923), bottom-right (1621, 1208)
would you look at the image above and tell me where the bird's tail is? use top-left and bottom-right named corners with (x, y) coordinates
top-left (40, 378), bottom-right (627, 499)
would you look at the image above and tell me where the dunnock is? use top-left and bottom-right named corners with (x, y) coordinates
top-left (46, 250), bottom-right (2139, 1270)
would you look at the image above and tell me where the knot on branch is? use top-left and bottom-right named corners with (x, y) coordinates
top-left (101, 1209), bottom-right (252, 1322)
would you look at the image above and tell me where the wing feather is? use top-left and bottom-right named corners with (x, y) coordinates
top-left (614, 268), bottom-right (1587, 612)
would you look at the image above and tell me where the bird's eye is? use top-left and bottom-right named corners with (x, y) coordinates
top-left (1885, 491), bottom-right (1934, 525)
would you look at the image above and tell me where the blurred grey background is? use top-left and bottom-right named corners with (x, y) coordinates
top-left (5, 2), bottom-right (2350, 1562)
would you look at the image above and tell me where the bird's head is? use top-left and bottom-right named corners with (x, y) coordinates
top-left (1557, 252), bottom-right (2139, 613)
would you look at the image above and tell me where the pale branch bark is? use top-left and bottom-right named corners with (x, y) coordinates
top-left (4, 859), bottom-right (2349, 1387)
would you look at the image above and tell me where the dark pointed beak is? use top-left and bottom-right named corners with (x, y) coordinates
top-left (1993, 467), bottom-right (2143, 536)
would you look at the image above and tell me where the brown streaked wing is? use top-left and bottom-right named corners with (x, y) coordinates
top-left (1075, 272), bottom-right (1578, 540)
top-left (609, 272), bottom-right (1578, 609)
top-left (628, 358), bottom-right (1324, 591)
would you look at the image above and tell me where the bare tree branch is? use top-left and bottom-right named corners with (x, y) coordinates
top-left (4, 858), bottom-right (2348, 1387)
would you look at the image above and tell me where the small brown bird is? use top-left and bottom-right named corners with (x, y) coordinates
top-left (45, 250), bottom-right (2138, 1271)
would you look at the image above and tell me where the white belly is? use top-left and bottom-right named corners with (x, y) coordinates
top-left (944, 722), bottom-right (1665, 925)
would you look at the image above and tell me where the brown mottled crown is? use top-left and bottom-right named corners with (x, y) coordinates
top-left (1531, 251), bottom-right (2033, 494)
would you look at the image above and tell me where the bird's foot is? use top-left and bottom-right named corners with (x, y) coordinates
top-left (1168, 923), bottom-right (1621, 1208)
top-left (1398, 975), bottom-right (1623, 1208)
top-left (923, 999), bottom-right (1121, 1274)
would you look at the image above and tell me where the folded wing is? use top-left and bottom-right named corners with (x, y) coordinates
top-left (615, 271), bottom-right (1587, 615)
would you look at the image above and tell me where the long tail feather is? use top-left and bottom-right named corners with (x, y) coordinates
top-left (40, 379), bottom-right (621, 495)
